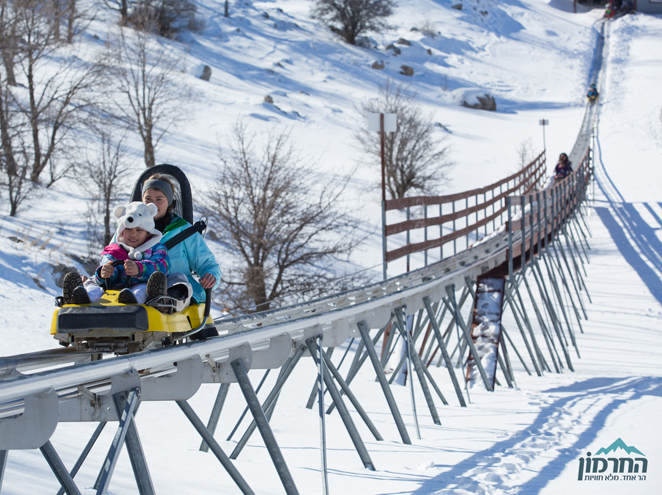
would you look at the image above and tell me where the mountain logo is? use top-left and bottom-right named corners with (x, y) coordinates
top-left (595, 438), bottom-right (645, 457)
top-left (577, 438), bottom-right (648, 482)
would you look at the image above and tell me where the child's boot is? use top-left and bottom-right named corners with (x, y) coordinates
top-left (62, 272), bottom-right (83, 304)
top-left (146, 272), bottom-right (167, 301)
top-left (71, 286), bottom-right (91, 305)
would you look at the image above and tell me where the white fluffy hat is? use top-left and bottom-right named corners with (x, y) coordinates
top-left (114, 202), bottom-right (163, 260)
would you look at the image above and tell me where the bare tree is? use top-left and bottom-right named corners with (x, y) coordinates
top-left (312, 0), bottom-right (395, 45)
top-left (356, 81), bottom-right (452, 199)
top-left (0, 0), bottom-right (20, 86)
top-left (103, 0), bottom-right (131, 26)
top-left (0, 77), bottom-right (32, 216)
top-left (515, 137), bottom-right (535, 170)
top-left (79, 128), bottom-right (134, 251)
top-left (0, 0), bottom-right (100, 215)
top-left (201, 121), bottom-right (365, 313)
top-left (105, 21), bottom-right (191, 168)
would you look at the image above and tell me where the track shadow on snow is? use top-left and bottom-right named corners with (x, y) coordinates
top-left (411, 376), bottom-right (662, 494)
top-left (593, 134), bottom-right (662, 306)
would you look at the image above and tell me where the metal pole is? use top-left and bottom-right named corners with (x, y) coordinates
top-left (503, 285), bottom-right (541, 376)
top-left (200, 383), bottom-right (231, 451)
top-left (381, 113), bottom-right (388, 280)
top-left (231, 347), bottom-right (305, 460)
top-left (57, 422), bottom-right (107, 495)
top-left (423, 296), bottom-right (467, 407)
top-left (315, 337), bottom-right (329, 495)
top-left (95, 388), bottom-right (141, 495)
top-left (326, 324), bottom-right (388, 415)
top-left (444, 285), bottom-right (493, 391)
top-left (115, 393), bottom-right (155, 495)
top-left (231, 359), bottom-right (300, 495)
top-left (321, 346), bottom-right (383, 441)
top-left (357, 321), bottom-right (412, 445)
top-left (229, 372), bottom-right (269, 440)
top-left (177, 401), bottom-right (255, 495)
top-left (510, 279), bottom-right (551, 373)
top-left (0, 450), bottom-right (6, 492)
top-left (501, 324), bottom-right (531, 376)
top-left (305, 338), bottom-right (376, 471)
top-left (395, 308), bottom-right (440, 427)
top-left (40, 441), bottom-right (82, 495)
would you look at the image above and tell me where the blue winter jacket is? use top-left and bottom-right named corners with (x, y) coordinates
top-left (161, 215), bottom-right (222, 303)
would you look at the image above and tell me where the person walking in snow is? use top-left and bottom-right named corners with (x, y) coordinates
top-left (554, 153), bottom-right (573, 182)
top-left (62, 201), bottom-right (170, 305)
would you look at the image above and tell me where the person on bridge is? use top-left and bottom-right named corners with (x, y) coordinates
top-left (587, 84), bottom-right (599, 103)
top-left (554, 153), bottom-right (573, 182)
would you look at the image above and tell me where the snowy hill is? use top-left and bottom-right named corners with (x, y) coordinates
top-left (2, 2), bottom-right (662, 494)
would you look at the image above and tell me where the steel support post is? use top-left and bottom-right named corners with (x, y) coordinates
top-left (314, 337), bottom-right (329, 495)
top-left (531, 264), bottom-right (574, 371)
top-left (453, 286), bottom-right (475, 366)
top-left (496, 352), bottom-right (513, 388)
top-left (521, 275), bottom-right (562, 373)
top-left (498, 327), bottom-right (516, 389)
top-left (503, 287), bottom-right (541, 376)
top-left (552, 242), bottom-right (588, 319)
top-left (307, 350), bottom-right (332, 409)
top-left (393, 308), bottom-right (441, 426)
top-left (510, 279), bottom-right (551, 373)
top-left (326, 325), bottom-right (388, 415)
top-left (320, 346), bottom-right (383, 441)
top-left (307, 340), bottom-right (352, 409)
top-left (380, 322), bottom-right (397, 370)
top-left (387, 310), bottom-right (433, 385)
top-left (423, 297), bottom-right (467, 407)
top-left (0, 450), bottom-right (6, 491)
top-left (40, 441), bottom-right (82, 495)
top-left (200, 383), bottom-right (231, 451)
top-left (95, 388), bottom-right (142, 495)
top-left (231, 358), bottom-right (300, 495)
top-left (228, 371), bottom-right (271, 439)
top-left (176, 400), bottom-right (255, 495)
top-left (115, 392), bottom-right (155, 495)
top-left (444, 285), bottom-right (493, 391)
top-left (231, 346), bottom-right (305, 460)
top-left (565, 224), bottom-right (592, 302)
top-left (357, 321), bottom-right (411, 445)
top-left (532, 259), bottom-right (569, 349)
top-left (570, 214), bottom-right (590, 262)
top-left (544, 247), bottom-right (585, 335)
top-left (305, 338), bottom-right (376, 471)
top-left (540, 254), bottom-right (581, 356)
top-left (57, 422), bottom-right (107, 495)
top-left (563, 223), bottom-right (588, 278)
top-left (501, 324), bottom-right (531, 376)
top-left (548, 245), bottom-right (585, 329)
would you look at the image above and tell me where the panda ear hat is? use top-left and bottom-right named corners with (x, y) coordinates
top-left (114, 202), bottom-right (163, 260)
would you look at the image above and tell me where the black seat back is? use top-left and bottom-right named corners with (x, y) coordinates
top-left (130, 164), bottom-right (194, 224)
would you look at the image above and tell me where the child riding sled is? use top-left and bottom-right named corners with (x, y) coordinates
top-left (62, 202), bottom-right (170, 305)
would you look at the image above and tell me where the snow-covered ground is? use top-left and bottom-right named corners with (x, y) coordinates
top-left (2, 1), bottom-right (662, 494)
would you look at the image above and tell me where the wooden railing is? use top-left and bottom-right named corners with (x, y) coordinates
top-left (506, 147), bottom-right (591, 280)
top-left (383, 151), bottom-right (547, 268)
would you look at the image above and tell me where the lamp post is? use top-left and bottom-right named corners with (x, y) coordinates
top-left (368, 112), bottom-right (397, 280)
top-left (539, 119), bottom-right (549, 151)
